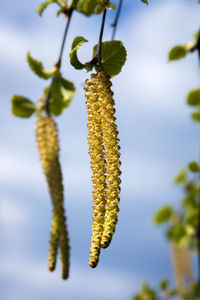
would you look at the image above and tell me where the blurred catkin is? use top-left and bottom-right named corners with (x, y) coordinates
top-left (35, 115), bottom-right (70, 279)
top-left (171, 244), bottom-right (193, 294)
top-left (85, 75), bottom-right (107, 268)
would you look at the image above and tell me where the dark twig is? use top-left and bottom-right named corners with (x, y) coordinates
top-left (111, 0), bottom-right (123, 41)
top-left (45, 9), bottom-right (73, 115)
top-left (96, 9), bottom-right (107, 72)
top-left (196, 29), bottom-right (200, 66)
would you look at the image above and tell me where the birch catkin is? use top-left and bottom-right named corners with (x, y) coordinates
top-left (35, 116), bottom-right (70, 279)
top-left (171, 244), bottom-right (193, 294)
top-left (85, 75), bottom-right (107, 268)
top-left (96, 71), bottom-right (121, 249)
top-left (85, 71), bottom-right (121, 267)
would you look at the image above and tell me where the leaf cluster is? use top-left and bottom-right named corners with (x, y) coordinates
top-left (168, 30), bottom-right (200, 122)
top-left (131, 280), bottom-right (200, 300)
top-left (37, 0), bottom-right (117, 17)
top-left (11, 53), bottom-right (75, 118)
top-left (153, 163), bottom-right (200, 249)
top-left (130, 280), bottom-right (177, 300)
top-left (70, 36), bottom-right (127, 76)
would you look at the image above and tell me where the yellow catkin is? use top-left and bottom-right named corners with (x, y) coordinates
top-left (60, 223), bottom-right (70, 279)
top-left (85, 75), bottom-right (107, 268)
top-left (95, 71), bottom-right (121, 249)
top-left (171, 244), bottom-right (193, 294)
top-left (35, 116), bottom-right (70, 278)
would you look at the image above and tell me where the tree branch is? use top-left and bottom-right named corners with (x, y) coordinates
top-left (45, 9), bottom-right (73, 115)
top-left (196, 29), bottom-right (200, 66)
top-left (96, 9), bottom-right (107, 72)
top-left (111, 0), bottom-right (123, 41)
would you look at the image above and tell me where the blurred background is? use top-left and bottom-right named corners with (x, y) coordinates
top-left (1, 0), bottom-right (200, 299)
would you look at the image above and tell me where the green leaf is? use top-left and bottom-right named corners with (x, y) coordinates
top-left (187, 88), bottom-right (200, 106)
top-left (174, 168), bottom-right (187, 184)
top-left (106, 2), bottom-right (116, 10)
top-left (132, 296), bottom-right (141, 300)
top-left (75, 0), bottom-right (98, 16)
top-left (11, 95), bottom-right (36, 118)
top-left (191, 111), bottom-right (200, 122)
top-left (154, 206), bottom-right (173, 224)
top-left (27, 52), bottom-right (57, 79)
top-left (167, 224), bottom-right (186, 243)
top-left (185, 211), bottom-right (198, 227)
top-left (194, 30), bottom-right (200, 41)
top-left (44, 75), bottom-right (75, 116)
top-left (188, 161), bottom-right (199, 172)
top-left (70, 36), bottom-right (88, 70)
top-left (183, 195), bottom-right (197, 212)
top-left (140, 0), bottom-right (148, 4)
top-left (93, 40), bottom-right (127, 76)
top-left (168, 45), bottom-right (188, 61)
top-left (159, 279), bottom-right (168, 291)
top-left (141, 283), bottom-right (157, 300)
top-left (36, 0), bottom-right (58, 16)
top-left (95, 1), bottom-right (115, 14)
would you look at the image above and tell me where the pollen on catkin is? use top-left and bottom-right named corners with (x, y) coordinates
top-left (95, 71), bottom-right (121, 249)
top-left (85, 75), bottom-right (107, 268)
top-left (35, 116), bottom-right (70, 279)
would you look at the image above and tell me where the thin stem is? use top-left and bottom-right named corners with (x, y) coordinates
top-left (45, 9), bottom-right (73, 115)
top-left (96, 9), bottom-right (107, 72)
top-left (57, 9), bottom-right (73, 68)
top-left (111, 0), bottom-right (123, 41)
top-left (196, 29), bottom-right (200, 66)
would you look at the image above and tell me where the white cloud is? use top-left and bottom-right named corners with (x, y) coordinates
top-left (114, 0), bottom-right (200, 120)
top-left (0, 197), bottom-right (27, 225)
top-left (0, 148), bottom-right (43, 188)
top-left (0, 256), bottom-right (137, 300)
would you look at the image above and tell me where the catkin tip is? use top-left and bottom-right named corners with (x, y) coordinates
top-left (48, 263), bottom-right (56, 272)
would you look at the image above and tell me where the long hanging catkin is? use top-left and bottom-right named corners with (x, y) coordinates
top-left (85, 75), bottom-right (107, 268)
top-left (171, 243), bottom-right (193, 294)
top-left (96, 71), bottom-right (121, 249)
top-left (35, 115), bottom-right (70, 279)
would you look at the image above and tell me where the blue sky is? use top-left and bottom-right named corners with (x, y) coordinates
top-left (0, 0), bottom-right (200, 299)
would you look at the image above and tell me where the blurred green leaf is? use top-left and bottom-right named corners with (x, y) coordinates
top-left (187, 88), bottom-right (200, 106)
top-left (44, 75), bottom-right (75, 115)
top-left (159, 279), bottom-right (169, 291)
top-left (188, 161), bottom-right (199, 173)
top-left (95, 1), bottom-right (116, 14)
top-left (140, 0), bottom-right (148, 4)
top-left (36, 0), bottom-right (58, 16)
top-left (141, 283), bottom-right (157, 300)
top-left (74, 0), bottom-right (98, 16)
top-left (132, 296), bottom-right (141, 300)
top-left (194, 30), bottom-right (200, 41)
top-left (27, 52), bottom-right (57, 79)
top-left (93, 40), bottom-right (127, 76)
top-left (167, 224), bottom-right (186, 243)
top-left (70, 36), bottom-right (88, 70)
top-left (182, 195), bottom-right (197, 212)
top-left (106, 2), bottom-right (116, 10)
top-left (191, 111), bottom-right (200, 122)
top-left (11, 95), bottom-right (36, 118)
top-left (154, 206), bottom-right (173, 224)
top-left (174, 168), bottom-right (187, 184)
top-left (168, 45), bottom-right (188, 61)
top-left (185, 211), bottom-right (198, 228)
